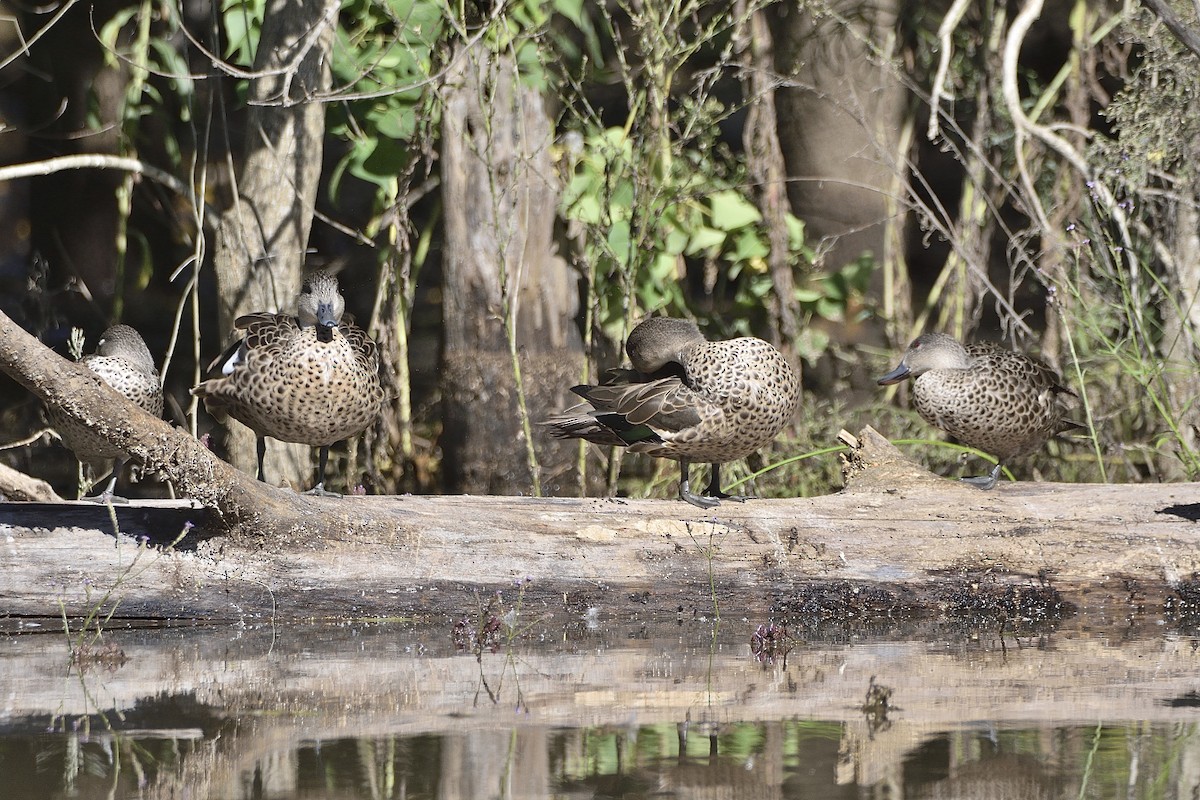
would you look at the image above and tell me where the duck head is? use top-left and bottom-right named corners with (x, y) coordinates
top-left (878, 332), bottom-right (971, 385)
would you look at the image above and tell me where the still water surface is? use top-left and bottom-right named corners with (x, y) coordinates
top-left (2, 618), bottom-right (1199, 799)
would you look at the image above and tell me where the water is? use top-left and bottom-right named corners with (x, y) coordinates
top-left (3, 619), bottom-right (1200, 798)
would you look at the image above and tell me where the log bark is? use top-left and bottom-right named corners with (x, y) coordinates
top-left (0, 309), bottom-right (391, 538)
top-left (0, 462), bottom-right (60, 502)
top-left (209, 0), bottom-right (338, 486)
top-left (439, 45), bottom-right (584, 496)
top-left (3, 419), bottom-right (1199, 626)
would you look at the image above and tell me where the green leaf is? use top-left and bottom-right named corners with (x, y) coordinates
top-left (708, 189), bottom-right (761, 231)
top-left (785, 213), bottom-right (806, 251)
top-left (730, 228), bottom-right (769, 261)
top-left (686, 226), bottom-right (726, 254)
top-left (606, 220), bottom-right (631, 267)
top-left (664, 225), bottom-right (689, 255)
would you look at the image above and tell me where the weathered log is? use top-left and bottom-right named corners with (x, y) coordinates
top-left (0, 308), bottom-right (392, 538)
top-left (2, 422), bottom-right (1198, 626)
top-left (0, 462), bottom-right (60, 502)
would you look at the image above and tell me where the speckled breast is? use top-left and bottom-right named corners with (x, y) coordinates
top-left (230, 330), bottom-right (383, 446)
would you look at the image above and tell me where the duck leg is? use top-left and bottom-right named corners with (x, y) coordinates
top-left (703, 463), bottom-right (752, 503)
top-left (304, 445), bottom-right (342, 498)
top-left (255, 436), bottom-right (267, 482)
top-left (961, 463), bottom-right (1003, 490)
top-left (678, 459), bottom-right (719, 509)
top-left (84, 459), bottom-right (130, 505)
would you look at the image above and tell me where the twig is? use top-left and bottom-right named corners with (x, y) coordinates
top-left (1142, 0), bottom-right (1200, 60)
top-left (0, 154), bottom-right (218, 229)
top-left (928, 0), bottom-right (972, 141)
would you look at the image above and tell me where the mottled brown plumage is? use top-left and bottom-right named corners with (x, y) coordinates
top-left (544, 317), bottom-right (801, 508)
top-left (193, 271), bottom-right (384, 496)
top-left (47, 324), bottom-right (163, 500)
top-left (878, 332), bottom-right (1077, 489)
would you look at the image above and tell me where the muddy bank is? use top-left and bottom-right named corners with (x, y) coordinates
top-left (2, 428), bottom-right (1199, 626)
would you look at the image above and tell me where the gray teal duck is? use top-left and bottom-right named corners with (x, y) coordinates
top-left (47, 324), bottom-right (163, 501)
top-left (877, 332), bottom-right (1077, 489)
top-left (544, 316), bottom-right (801, 508)
top-left (193, 271), bottom-right (384, 496)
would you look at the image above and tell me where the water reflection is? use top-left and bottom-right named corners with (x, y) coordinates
top-left (3, 621), bottom-right (1200, 799)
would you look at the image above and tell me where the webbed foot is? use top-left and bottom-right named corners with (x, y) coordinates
top-left (960, 464), bottom-right (1003, 490)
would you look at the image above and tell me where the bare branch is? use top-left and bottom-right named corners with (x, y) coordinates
top-left (0, 154), bottom-right (217, 229)
top-left (928, 0), bottom-right (972, 141)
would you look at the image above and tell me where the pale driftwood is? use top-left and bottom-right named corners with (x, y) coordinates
top-left (3, 426), bottom-right (1200, 626)
top-left (0, 462), bottom-right (60, 502)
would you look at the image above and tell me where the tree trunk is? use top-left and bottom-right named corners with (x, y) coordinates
top-left (774, 1), bottom-right (907, 277)
top-left (439, 45), bottom-right (583, 496)
top-left (209, 0), bottom-right (337, 488)
top-left (737, 3), bottom-right (801, 377)
top-left (0, 309), bottom-right (371, 538)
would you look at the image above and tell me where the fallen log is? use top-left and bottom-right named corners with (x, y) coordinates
top-left (0, 308), bottom-right (385, 538)
top-left (2, 427), bottom-right (1197, 626)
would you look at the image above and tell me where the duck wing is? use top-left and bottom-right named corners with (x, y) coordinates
top-left (543, 374), bottom-right (711, 448)
top-left (966, 343), bottom-right (1075, 398)
top-left (574, 377), bottom-right (705, 433)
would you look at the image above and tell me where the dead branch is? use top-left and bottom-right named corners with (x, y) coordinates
top-left (0, 308), bottom-right (394, 539)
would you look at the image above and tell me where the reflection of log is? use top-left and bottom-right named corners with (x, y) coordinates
top-left (4, 624), bottom-right (1200, 799)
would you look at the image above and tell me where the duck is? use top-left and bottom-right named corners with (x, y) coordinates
top-left (193, 271), bottom-right (384, 496)
top-left (47, 324), bottom-right (163, 501)
top-left (877, 332), bottom-right (1077, 489)
top-left (543, 316), bottom-right (800, 508)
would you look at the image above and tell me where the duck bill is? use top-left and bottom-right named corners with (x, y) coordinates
top-left (317, 321), bottom-right (337, 343)
top-left (877, 362), bottom-right (911, 385)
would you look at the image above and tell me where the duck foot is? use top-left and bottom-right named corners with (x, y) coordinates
top-left (680, 484), bottom-right (720, 509)
top-left (303, 483), bottom-right (342, 499)
top-left (84, 475), bottom-right (129, 505)
top-left (84, 492), bottom-right (131, 505)
top-left (703, 463), bottom-right (755, 503)
top-left (960, 464), bottom-right (1003, 491)
top-left (678, 460), bottom-right (720, 508)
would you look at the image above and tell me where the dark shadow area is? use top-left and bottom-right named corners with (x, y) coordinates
top-left (1157, 503), bottom-right (1200, 521)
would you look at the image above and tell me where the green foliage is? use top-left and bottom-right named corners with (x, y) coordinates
top-left (325, 0), bottom-right (445, 197)
top-left (560, 125), bottom-right (816, 339)
top-left (221, 0), bottom-right (266, 65)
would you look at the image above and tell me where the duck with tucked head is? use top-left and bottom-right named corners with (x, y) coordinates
top-left (878, 332), bottom-right (1077, 489)
top-left (544, 316), bottom-right (800, 508)
top-left (193, 271), bottom-right (384, 496)
top-left (47, 324), bottom-right (164, 502)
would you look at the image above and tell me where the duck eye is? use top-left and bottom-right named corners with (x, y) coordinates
top-left (301, 282), bottom-right (313, 294)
